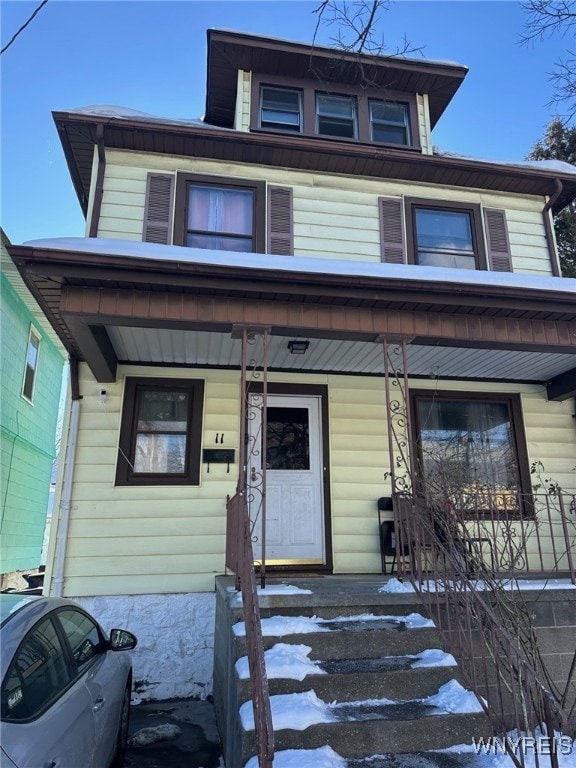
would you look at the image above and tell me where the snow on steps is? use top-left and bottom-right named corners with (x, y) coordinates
top-left (233, 612), bottom-right (491, 767)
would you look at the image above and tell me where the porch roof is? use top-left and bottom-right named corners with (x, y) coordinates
top-left (8, 237), bottom-right (576, 400)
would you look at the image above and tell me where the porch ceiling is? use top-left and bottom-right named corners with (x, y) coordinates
top-left (9, 239), bottom-right (576, 399)
top-left (107, 326), bottom-right (574, 385)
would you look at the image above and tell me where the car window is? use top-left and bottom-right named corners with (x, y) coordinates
top-left (1, 617), bottom-right (72, 721)
top-left (57, 609), bottom-right (104, 673)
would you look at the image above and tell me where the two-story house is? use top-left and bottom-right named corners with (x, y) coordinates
top-left (8, 30), bottom-right (576, 702)
top-left (1, 229), bottom-right (66, 586)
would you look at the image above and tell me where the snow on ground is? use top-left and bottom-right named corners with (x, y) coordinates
top-left (240, 680), bottom-right (481, 731)
top-left (235, 643), bottom-right (326, 681)
top-left (232, 612), bottom-right (435, 636)
top-left (380, 578), bottom-right (576, 594)
top-left (244, 745), bottom-right (346, 768)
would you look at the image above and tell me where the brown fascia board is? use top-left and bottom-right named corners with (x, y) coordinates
top-left (204, 29), bottom-right (468, 129)
top-left (9, 243), bottom-right (576, 320)
top-left (52, 110), bottom-right (576, 217)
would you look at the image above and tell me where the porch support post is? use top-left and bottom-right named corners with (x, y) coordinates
top-left (232, 324), bottom-right (271, 588)
top-left (378, 335), bottom-right (415, 497)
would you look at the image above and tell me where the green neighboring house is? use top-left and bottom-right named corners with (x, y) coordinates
top-left (1, 229), bottom-right (67, 576)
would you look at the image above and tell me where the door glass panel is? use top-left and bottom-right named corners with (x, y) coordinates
top-left (266, 407), bottom-right (310, 470)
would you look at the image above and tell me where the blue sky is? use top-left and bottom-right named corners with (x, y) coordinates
top-left (0, 0), bottom-right (567, 245)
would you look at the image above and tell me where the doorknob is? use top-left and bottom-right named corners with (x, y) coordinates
top-left (251, 467), bottom-right (257, 483)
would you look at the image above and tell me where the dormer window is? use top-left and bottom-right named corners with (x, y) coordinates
top-left (260, 87), bottom-right (302, 132)
top-left (316, 94), bottom-right (357, 139)
top-left (369, 100), bottom-right (410, 145)
top-left (251, 75), bottom-right (420, 150)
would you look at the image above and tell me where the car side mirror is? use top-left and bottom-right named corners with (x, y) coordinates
top-left (109, 628), bottom-right (137, 651)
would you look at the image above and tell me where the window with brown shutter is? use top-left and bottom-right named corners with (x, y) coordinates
top-left (379, 197), bottom-right (406, 263)
top-left (484, 208), bottom-right (513, 272)
top-left (268, 186), bottom-right (293, 255)
top-left (142, 173), bottom-right (175, 245)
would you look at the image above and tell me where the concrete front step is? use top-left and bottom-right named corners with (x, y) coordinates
top-left (238, 658), bottom-right (460, 703)
top-left (234, 620), bottom-right (443, 660)
top-left (242, 709), bottom-right (491, 763)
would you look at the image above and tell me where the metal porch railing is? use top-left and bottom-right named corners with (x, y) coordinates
top-left (393, 491), bottom-right (576, 768)
top-left (226, 490), bottom-right (274, 768)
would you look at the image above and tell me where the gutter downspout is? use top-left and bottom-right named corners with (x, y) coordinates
top-left (88, 123), bottom-right (106, 238)
top-left (51, 358), bottom-right (81, 597)
top-left (543, 178), bottom-right (563, 277)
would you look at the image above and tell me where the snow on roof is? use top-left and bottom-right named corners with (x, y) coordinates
top-left (22, 237), bottom-right (576, 295)
top-left (434, 147), bottom-right (576, 175)
top-left (209, 27), bottom-right (469, 70)
top-left (66, 106), bottom-right (576, 176)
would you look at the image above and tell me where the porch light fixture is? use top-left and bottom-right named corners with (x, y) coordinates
top-left (288, 339), bottom-right (309, 355)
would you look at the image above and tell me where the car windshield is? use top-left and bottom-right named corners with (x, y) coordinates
top-left (0, 595), bottom-right (40, 627)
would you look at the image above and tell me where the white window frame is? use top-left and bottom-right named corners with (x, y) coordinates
top-left (22, 325), bottom-right (41, 403)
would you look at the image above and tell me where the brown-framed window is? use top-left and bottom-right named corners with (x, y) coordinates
top-left (405, 199), bottom-right (487, 270)
top-left (410, 390), bottom-right (531, 516)
top-left (116, 378), bottom-right (204, 486)
top-left (369, 99), bottom-right (410, 145)
top-left (173, 174), bottom-right (266, 253)
top-left (260, 86), bottom-right (302, 132)
top-left (252, 75), bottom-right (420, 149)
top-left (316, 93), bottom-right (357, 138)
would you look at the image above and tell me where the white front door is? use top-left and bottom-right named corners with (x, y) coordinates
top-left (248, 394), bottom-right (325, 564)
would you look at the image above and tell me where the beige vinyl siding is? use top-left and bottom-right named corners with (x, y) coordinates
top-left (416, 94), bottom-right (432, 154)
top-left (234, 70), bottom-right (251, 131)
top-left (96, 149), bottom-right (553, 274)
top-left (48, 362), bottom-right (575, 595)
top-left (48, 365), bottom-right (239, 597)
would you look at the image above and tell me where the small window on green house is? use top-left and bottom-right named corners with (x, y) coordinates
top-left (22, 326), bottom-right (41, 403)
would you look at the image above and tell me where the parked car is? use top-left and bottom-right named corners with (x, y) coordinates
top-left (0, 594), bottom-right (137, 768)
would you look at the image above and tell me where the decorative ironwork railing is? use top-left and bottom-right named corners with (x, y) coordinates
top-left (226, 491), bottom-right (274, 768)
top-left (393, 491), bottom-right (576, 768)
top-left (225, 325), bottom-right (274, 767)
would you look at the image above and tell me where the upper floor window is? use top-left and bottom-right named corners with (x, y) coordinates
top-left (252, 75), bottom-right (419, 149)
top-left (405, 200), bottom-right (488, 270)
top-left (116, 378), bottom-right (204, 486)
top-left (174, 174), bottom-right (266, 253)
top-left (22, 326), bottom-right (41, 403)
top-left (260, 86), bottom-right (302, 132)
top-left (369, 100), bottom-right (410, 145)
top-left (316, 94), bottom-right (357, 138)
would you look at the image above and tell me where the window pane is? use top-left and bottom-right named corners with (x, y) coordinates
top-left (415, 208), bottom-right (475, 268)
top-left (416, 398), bottom-right (521, 502)
top-left (22, 329), bottom-right (40, 401)
top-left (370, 101), bottom-right (407, 123)
top-left (266, 407), bottom-right (310, 470)
top-left (187, 186), bottom-right (253, 236)
top-left (316, 94), bottom-right (356, 138)
top-left (137, 391), bottom-right (188, 433)
top-left (186, 233), bottom-right (253, 252)
top-left (261, 87), bottom-right (301, 130)
top-left (3, 618), bottom-right (71, 719)
top-left (134, 434), bottom-right (187, 473)
top-left (372, 123), bottom-right (408, 144)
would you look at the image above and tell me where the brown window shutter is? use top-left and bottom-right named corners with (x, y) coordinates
top-left (379, 197), bottom-right (406, 263)
top-left (268, 186), bottom-right (293, 255)
top-left (143, 173), bottom-right (175, 244)
top-left (484, 208), bottom-right (512, 272)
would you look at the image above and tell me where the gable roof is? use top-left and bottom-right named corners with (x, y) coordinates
top-left (204, 28), bottom-right (468, 129)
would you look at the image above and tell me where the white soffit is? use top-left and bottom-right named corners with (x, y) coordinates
top-left (106, 327), bottom-right (573, 382)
